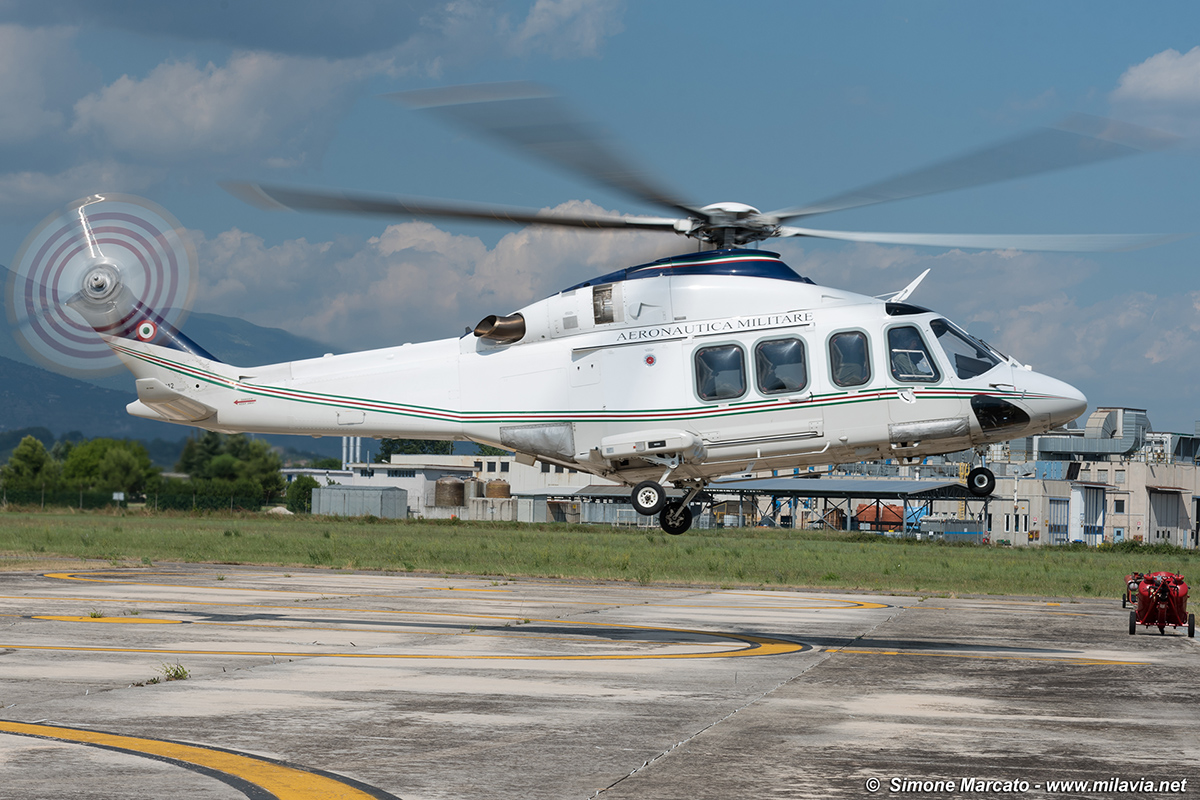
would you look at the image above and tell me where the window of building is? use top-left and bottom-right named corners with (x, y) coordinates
top-left (1115, 469), bottom-right (1126, 484)
top-left (500, 461), bottom-right (509, 473)
top-left (695, 344), bottom-right (746, 401)
top-left (887, 325), bottom-right (940, 382)
top-left (474, 461), bottom-right (483, 471)
top-left (541, 462), bottom-right (550, 473)
top-left (754, 338), bottom-right (807, 394)
top-left (387, 469), bottom-right (415, 478)
top-left (358, 468), bottom-right (374, 477)
top-left (486, 462), bottom-right (496, 473)
top-left (929, 318), bottom-right (1000, 379)
top-left (1114, 498), bottom-right (1126, 514)
top-left (1097, 469), bottom-right (1109, 483)
top-left (829, 331), bottom-right (871, 387)
top-left (555, 465), bottom-right (565, 473)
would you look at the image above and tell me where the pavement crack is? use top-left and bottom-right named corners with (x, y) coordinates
top-left (587, 652), bottom-right (833, 798)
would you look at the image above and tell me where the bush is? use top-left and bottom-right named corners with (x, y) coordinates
top-left (287, 476), bottom-right (320, 514)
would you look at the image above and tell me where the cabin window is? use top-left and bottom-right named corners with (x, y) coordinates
top-left (828, 331), bottom-right (871, 388)
top-left (930, 319), bottom-right (1000, 379)
top-left (887, 325), bottom-right (940, 383)
top-left (754, 338), bottom-right (807, 395)
top-left (694, 344), bottom-right (746, 401)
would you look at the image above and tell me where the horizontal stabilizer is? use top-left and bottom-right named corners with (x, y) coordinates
top-left (134, 378), bottom-right (216, 423)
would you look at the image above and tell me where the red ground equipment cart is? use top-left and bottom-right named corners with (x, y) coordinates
top-left (1127, 572), bottom-right (1194, 637)
top-left (1121, 572), bottom-right (1143, 608)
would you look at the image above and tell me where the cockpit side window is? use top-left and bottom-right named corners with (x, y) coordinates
top-left (930, 318), bottom-right (1001, 379)
top-left (887, 325), bottom-right (940, 383)
top-left (755, 338), bottom-right (807, 395)
top-left (829, 331), bottom-right (871, 388)
top-left (695, 344), bottom-right (747, 401)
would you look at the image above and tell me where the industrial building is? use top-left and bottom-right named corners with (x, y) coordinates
top-left (286, 406), bottom-right (1199, 547)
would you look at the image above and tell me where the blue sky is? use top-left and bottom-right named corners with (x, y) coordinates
top-left (2, 0), bottom-right (1200, 432)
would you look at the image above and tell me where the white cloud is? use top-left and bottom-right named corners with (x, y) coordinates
top-left (71, 51), bottom-right (382, 166)
top-left (0, 161), bottom-right (162, 213)
top-left (507, 0), bottom-right (625, 59)
top-left (194, 201), bottom-right (679, 350)
top-left (1110, 47), bottom-right (1200, 135)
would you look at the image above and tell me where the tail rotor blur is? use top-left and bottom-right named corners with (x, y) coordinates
top-left (4, 194), bottom-right (198, 377)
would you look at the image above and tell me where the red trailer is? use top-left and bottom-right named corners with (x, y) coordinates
top-left (1128, 572), bottom-right (1194, 637)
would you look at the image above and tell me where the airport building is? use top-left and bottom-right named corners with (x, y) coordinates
top-left (285, 407), bottom-right (1200, 547)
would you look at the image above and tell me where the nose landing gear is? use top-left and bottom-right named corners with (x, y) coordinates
top-left (629, 480), bottom-right (708, 535)
top-left (966, 466), bottom-right (996, 497)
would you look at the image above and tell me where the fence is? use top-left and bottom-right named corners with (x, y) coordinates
top-left (1, 489), bottom-right (263, 512)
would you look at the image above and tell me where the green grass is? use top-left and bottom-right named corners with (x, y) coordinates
top-left (0, 509), bottom-right (1196, 598)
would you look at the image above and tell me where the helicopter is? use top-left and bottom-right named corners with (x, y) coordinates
top-left (6, 84), bottom-right (1181, 534)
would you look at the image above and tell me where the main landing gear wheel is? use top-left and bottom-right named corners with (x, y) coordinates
top-left (1189, 613), bottom-right (1195, 638)
top-left (659, 500), bottom-right (693, 535)
top-left (966, 467), bottom-right (996, 497)
top-left (631, 480), bottom-right (666, 515)
top-left (1129, 611), bottom-right (1136, 635)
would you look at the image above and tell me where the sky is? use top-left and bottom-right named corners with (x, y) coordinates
top-left (2, 0), bottom-right (1200, 432)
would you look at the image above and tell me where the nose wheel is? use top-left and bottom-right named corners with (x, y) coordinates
top-left (966, 466), bottom-right (995, 497)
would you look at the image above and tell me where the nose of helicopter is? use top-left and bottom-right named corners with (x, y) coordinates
top-left (1020, 370), bottom-right (1088, 430)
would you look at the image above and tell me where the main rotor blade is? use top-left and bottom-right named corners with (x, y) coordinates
top-left (391, 83), bottom-right (703, 219)
top-left (222, 182), bottom-right (683, 232)
top-left (776, 225), bottom-right (1189, 252)
top-left (768, 115), bottom-right (1179, 222)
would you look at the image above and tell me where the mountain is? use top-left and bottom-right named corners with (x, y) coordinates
top-left (0, 354), bottom-right (176, 440)
top-left (180, 312), bottom-right (334, 365)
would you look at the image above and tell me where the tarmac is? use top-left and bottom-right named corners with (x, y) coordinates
top-left (0, 564), bottom-right (1196, 799)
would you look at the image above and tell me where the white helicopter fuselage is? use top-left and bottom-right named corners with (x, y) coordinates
top-left (107, 249), bottom-right (1086, 488)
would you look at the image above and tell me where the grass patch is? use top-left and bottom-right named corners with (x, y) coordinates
top-left (0, 510), bottom-right (1195, 597)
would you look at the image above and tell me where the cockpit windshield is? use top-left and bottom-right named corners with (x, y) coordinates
top-left (929, 319), bottom-right (1001, 379)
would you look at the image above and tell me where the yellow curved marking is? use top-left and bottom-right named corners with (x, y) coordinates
top-left (830, 648), bottom-right (1147, 666)
top-left (28, 614), bottom-right (757, 649)
top-left (0, 721), bottom-right (392, 799)
top-left (33, 616), bottom-right (181, 625)
top-left (3, 618), bottom-right (805, 660)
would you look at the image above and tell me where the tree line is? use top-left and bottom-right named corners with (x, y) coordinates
top-left (0, 432), bottom-right (290, 511)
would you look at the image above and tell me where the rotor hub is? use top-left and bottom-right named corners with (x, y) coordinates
top-left (81, 261), bottom-right (121, 303)
top-left (690, 203), bottom-right (778, 247)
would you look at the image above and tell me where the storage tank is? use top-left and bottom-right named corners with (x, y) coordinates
top-left (434, 477), bottom-right (465, 507)
top-left (485, 479), bottom-right (511, 498)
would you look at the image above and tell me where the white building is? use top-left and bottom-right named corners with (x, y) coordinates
top-left (284, 453), bottom-right (615, 520)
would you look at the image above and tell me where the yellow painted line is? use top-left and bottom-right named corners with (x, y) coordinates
top-left (0, 720), bottom-right (396, 799)
top-left (33, 616), bottom-right (181, 625)
top-left (44, 572), bottom-right (354, 597)
top-left (40, 572), bottom-right (884, 612)
top-left (829, 648), bottom-right (1147, 666)
top-left (723, 592), bottom-right (890, 609)
top-left (1, 592), bottom-right (876, 618)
